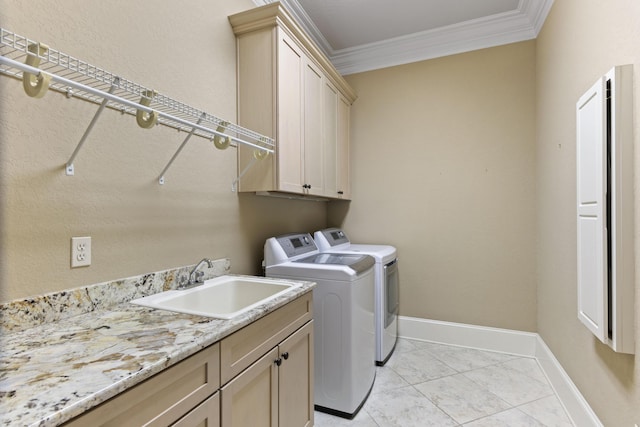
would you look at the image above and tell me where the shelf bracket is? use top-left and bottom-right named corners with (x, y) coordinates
top-left (231, 146), bottom-right (271, 192)
top-left (65, 77), bottom-right (120, 176)
top-left (158, 112), bottom-right (206, 185)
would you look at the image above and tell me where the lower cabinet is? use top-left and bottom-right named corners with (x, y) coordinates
top-left (277, 322), bottom-right (314, 427)
top-left (63, 343), bottom-right (220, 427)
top-left (221, 347), bottom-right (279, 426)
top-left (221, 321), bottom-right (314, 427)
top-left (63, 293), bottom-right (313, 427)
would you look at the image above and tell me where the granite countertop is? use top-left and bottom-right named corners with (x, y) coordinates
top-left (0, 264), bottom-right (314, 427)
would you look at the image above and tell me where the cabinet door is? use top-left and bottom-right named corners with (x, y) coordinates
top-left (576, 76), bottom-right (607, 342)
top-left (221, 347), bottom-right (279, 427)
top-left (173, 392), bottom-right (220, 427)
top-left (278, 321), bottom-right (314, 427)
top-left (277, 31), bottom-right (305, 193)
top-left (336, 95), bottom-right (351, 199)
top-left (322, 81), bottom-right (351, 200)
top-left (322, 80), bottom-right (339, 198)
top-left (235, 29), bottom-right (277, 193)
top-left (303, 59), bottom-right (324, 195)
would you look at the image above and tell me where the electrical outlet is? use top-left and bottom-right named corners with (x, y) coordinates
top-left (71, 236), bottom-right (91, 268)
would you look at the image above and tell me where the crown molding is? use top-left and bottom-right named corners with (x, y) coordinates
top-left (252, 0), bottom-right (554, 75)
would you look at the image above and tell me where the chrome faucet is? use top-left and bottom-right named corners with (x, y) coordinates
top-left (183, 258), bottom-right (214, 288)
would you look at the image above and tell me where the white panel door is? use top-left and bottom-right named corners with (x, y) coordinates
top-left (576, 77), bottom-right (607, 342)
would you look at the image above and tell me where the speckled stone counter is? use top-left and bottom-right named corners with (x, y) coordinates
top-left (0, 259), bottom-right (314, 426)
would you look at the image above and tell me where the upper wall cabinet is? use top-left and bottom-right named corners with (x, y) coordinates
top-left (229, 2), bottom-right (357, 200)
top-left (576, 64), bottom-right (634, 354)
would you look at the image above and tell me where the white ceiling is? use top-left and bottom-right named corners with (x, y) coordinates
top-left (252, 0), bottom-right (554, 75)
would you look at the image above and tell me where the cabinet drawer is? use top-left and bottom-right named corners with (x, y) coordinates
top-left (64, 343), bottom-right (220, 427)
top-left (220, 292), bottom-right (312, 384)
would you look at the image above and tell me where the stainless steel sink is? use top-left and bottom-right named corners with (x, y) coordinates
top-left (131, 275), bottom-right (302, 319)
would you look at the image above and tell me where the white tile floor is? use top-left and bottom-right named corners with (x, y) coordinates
top-left (314, 338), bottom-right (574, 427)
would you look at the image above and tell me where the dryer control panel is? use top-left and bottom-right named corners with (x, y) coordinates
top-left (319, 228), bottom-right (349, 246)
top-left (314, 227), bottom-right (350, 250)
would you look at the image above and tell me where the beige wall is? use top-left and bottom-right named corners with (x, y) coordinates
top-left (536, 0), bottom-right (640, 425)
top-left (0, 0), bottom-right (327, 302)
top-left (4, 0), bottom-right (639, 423)
top-left (330, 41), bottom-right (538, 332)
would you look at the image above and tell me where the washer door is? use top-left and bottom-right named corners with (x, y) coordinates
top-left (295, 253), bottom-right (375, 274)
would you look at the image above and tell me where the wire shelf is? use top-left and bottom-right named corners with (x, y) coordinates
top-left (0, 28), bottom-right (274, 184)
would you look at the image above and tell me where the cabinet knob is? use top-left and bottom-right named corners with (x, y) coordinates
top-left (275, 358), bottom-right (282, 366)
top-left (337, 191), bottom-right (344, 195)
top-left (282, 352), bottom-right (289, 360)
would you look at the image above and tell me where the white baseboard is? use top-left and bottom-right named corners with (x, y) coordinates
top-left (398, 316), bottom-right (538, 356)
top-left (534, 336), bottom-right (603, 427)
top-left (398, 316), bottom-right (603, 427)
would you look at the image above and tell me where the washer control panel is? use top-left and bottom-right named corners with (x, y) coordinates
top-left (275, 233), bottom-right (317, 258)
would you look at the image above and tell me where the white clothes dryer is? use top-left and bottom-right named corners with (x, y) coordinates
top-left (314, 228), bottom-right (399, 366)
top-left (264, 233), bottom-right (376, 419)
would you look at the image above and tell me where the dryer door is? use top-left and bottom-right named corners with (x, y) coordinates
top-left (384, 259), bottom-right (399, 327)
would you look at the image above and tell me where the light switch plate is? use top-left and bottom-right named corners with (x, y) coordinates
top-left (71, 236), bottom-right (91, 268)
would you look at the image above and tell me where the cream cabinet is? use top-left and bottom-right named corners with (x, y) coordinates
top-left (173, 394), bottom-right (220, 427)
top-left (64, 293), bottom-right (313, 427)
top-left (220, 292), bottom-right (314, 427)
top-left (63, 344), bottom-right (221, 427)
top-left (277, 322), bottom-right (314, 427)
top-left (323, 81), bottom-right (351, 199)
top-left (221, 322), bottom-right (314, 427)
top-left (274, 32), bottom-right (323, 196)
top-left (229, 3), bottom-right (356, 200)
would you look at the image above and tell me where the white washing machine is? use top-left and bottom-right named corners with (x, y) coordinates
top-left (314, 228), bottom-right (399, 366)
top-left (264, 233), bottom-right (376, 419)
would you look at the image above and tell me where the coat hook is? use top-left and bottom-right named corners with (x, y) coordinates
top-left (213, 121), bottom-right (230, 149)
top-left (23, 42), bottom-right (51, 98)
top-left (136, 89), bottom-right (158, 128)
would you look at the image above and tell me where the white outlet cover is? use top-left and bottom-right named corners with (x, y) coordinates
top-left (71, 236), bottom-right (91, 268)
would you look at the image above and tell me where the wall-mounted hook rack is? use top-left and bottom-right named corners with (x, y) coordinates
top-left (0, 28), bottom-right (274, 185)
